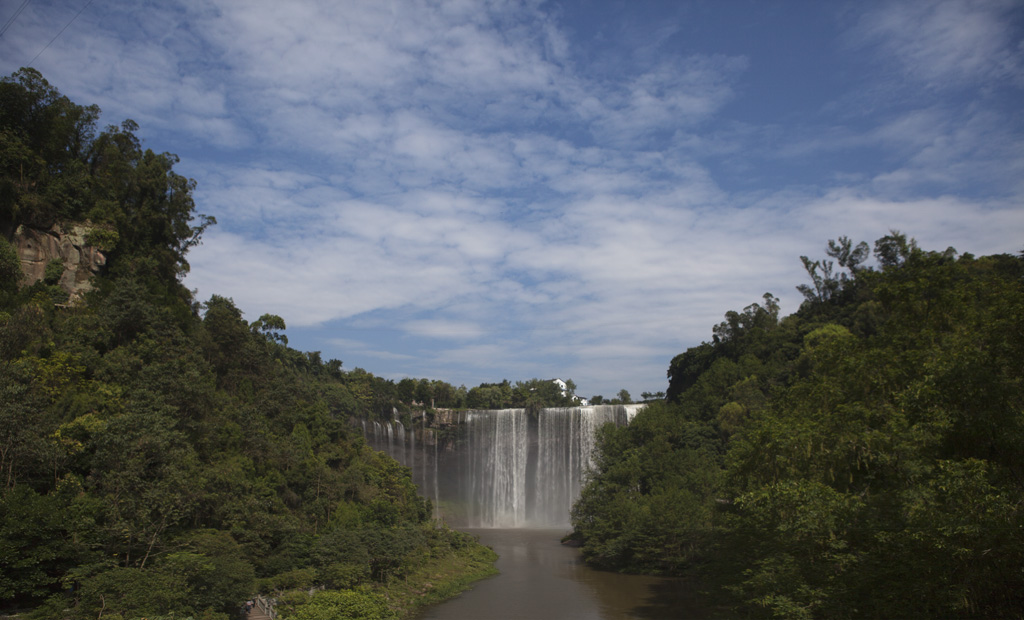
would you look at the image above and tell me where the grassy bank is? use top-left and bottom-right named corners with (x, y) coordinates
top-left (382, 535), bottom-right (499, 618)
top-left (271, 528), bottom-right (498, 620)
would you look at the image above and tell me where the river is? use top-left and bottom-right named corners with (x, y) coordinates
top-left (416, 529), bottom-right (713, 620)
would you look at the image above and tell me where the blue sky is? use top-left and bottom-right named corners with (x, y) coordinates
top-left (2, 0), bottom-right (1022, 399)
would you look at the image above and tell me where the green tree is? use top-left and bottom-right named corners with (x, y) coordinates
top-left (571, 401), bottom-right (720, 573)
top-left (0, 68), bottom-right (97, 228)
top-left (415, 378), bottom-right (434, 405)
top-left (396, 378), bottom-right (417, 403)
top-left (0, 237), bottom-right (22, 299)
top-left (88, 120), bottom-right (215, 281)
top-left (0, 70), bottom-right (497, 618)
top-left (251, 313), bottom-right (288, 345)
top-left (574, 235), bottom-right (1024, 618)
top-left (162, 529), bottom-right (256, 614)
top-left (872, 229), bottom-right (918, 270)
top-left (0, 486), bottom-right (78, 604)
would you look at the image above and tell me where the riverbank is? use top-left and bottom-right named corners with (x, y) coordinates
top-left (269, 530), bottom-right (498, 620)
top-left (382, 535), bottom-right (499, 618)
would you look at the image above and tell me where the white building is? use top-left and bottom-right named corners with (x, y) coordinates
top-left (553, 379), bottom-right (589, 406)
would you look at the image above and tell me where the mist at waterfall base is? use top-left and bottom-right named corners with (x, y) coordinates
top-left (362, 405), bottom-right (644, 528)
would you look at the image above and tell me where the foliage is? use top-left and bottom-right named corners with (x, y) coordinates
top-left (571, 401), bottom-right (720, 573)
top-left (283, 588), bottom-right (396, 620)
top-left (0, 237), bottom-right (20, 299)
top-left (1, 68), bottom-right (214, 296)
top-left (462, 377), bottom-right (583, 411)
top-left (0, 71), bottom-right (495, 619)
top-left (573, 234), bottom-right (1024, 619)
top-left (391, 375), bottom-right (591, 413)
top-left (376, 527), bottom-right (498, 618)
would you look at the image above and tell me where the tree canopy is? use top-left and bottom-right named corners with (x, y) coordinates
top-left (0, 70), bottom-right (495, 620)
top-left (1, 68), bottom-right (214, 289)
top-left (573, 233), bottom-right (1024, 619)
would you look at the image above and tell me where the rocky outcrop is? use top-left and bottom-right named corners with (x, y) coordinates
top-left (13, 223), bottom-right (106, 300)
top-left (432, 408), bottom-right (459, 425)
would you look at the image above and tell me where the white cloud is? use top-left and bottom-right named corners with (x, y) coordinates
top-left (582, 56), bottom-right (749, 145)
top-left (2, 0), bottom-right (1020, 396)
top-left (404, 319), bottom-right (486, 340)
top-left (849, 0), bottom-right (1024, 89)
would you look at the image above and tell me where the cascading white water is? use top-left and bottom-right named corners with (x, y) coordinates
top-left (462, 409), bottom-right (530, 527)
top-left (534, 406), bottom-right (624, 526)
top-left (363, 404), bottom-right (644, 528)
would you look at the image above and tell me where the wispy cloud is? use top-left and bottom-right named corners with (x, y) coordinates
top-left (847, 0), bottom-right (1024, 89)
top-left (2, 0), bottom-right (1020, 396)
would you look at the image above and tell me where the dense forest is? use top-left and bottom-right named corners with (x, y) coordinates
top-left (6, 66), bottom-right (1023, 620)
top-left (0, 69), bottom-right (497, 620)
top-left (570, 235), bottom-right (1024, 618)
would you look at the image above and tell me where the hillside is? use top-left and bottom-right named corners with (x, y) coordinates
top-left (0, 68), bottom-right (495, 620)
top-left (570, 234), bottom-right (1024, 618)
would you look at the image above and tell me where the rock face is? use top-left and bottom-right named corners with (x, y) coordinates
top-left (14, 224), bottom-right (106, 300)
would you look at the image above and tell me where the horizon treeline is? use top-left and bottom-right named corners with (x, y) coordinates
top-left (570, 234), bottom-right (1024, 618)
top-left (0, 68), bottom-right (502, 620)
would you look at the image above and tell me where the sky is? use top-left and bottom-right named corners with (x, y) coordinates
top-left (2, 0), bottom-right (1022, 399)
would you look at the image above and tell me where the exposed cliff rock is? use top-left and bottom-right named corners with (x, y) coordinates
top-left (13, 223), bottom-right (106, 300)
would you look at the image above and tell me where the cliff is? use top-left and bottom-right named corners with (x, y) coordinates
top-left (12, 223), bottom-right (106, 300)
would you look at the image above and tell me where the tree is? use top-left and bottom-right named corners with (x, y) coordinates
top-left (0, 486), bottom-right (77, 604)
top-left (88, 120), bottom-right (215, 281)
top-left (796, 255), bottom-right (838, 304)
top-left (89, 402), bottom-right (199, 569)
top-left (826, 235), bottom-right (869, 273)
top-left (574, 234), bottom-right (1024, 618)
top-left (165, 529), bottom-right (256, 613)
top-left (201, 295), bottom-right (253, 379)
top-left (0, 70), bottom-right (498, 618)
top-left (0, 237), bottom-right (22, 297)
top-left (251, 313), bottom-right (288, 345)
top-left (396, 378), bottom-right (417, 403)
top-left (0, 68), bottom-right (98, 229)
top-left (415, 378), bottom-right (433, 406)
top-left (797, 237), bottom-right (869, 305)
top-left (571, 401), bottom-right (720, 573)
top-left (872, 229), bottom-right (918, 270)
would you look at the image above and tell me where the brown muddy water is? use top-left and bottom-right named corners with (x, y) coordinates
top-left (415, 529), bottom-right (713, 620)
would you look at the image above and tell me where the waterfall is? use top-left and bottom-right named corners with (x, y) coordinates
top-left (363, 405), bottom-right (643, 528)
top-left (462, 409), bottom-right (530, 527)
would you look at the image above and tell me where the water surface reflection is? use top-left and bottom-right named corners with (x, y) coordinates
top-left (416, 529), bottom-right (711, 620)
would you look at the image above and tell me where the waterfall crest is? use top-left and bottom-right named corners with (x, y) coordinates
top-left (363, 404), bottom-right (643, 528)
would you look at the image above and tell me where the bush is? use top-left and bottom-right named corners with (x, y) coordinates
top-left (43, 259), bottom-right (64, 285)
top-left (285, 588), bottom-right (396, 620)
